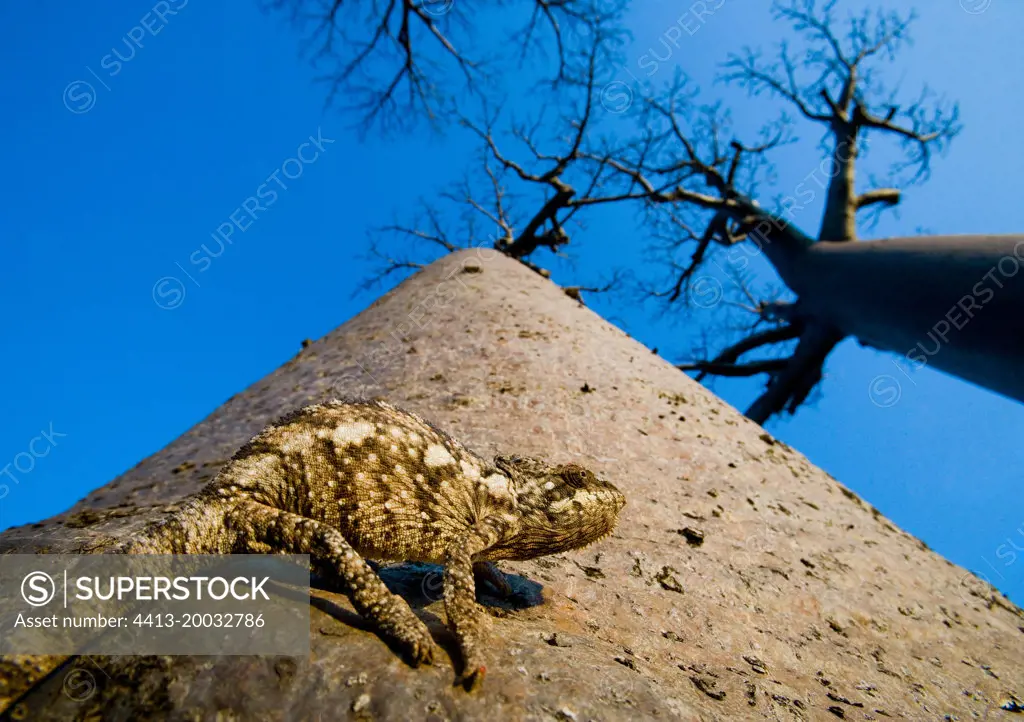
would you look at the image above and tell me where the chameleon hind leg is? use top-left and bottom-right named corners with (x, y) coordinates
top-left (228, 500), bottom-right (436, 665)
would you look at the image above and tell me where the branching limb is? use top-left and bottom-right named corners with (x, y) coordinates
top-left (346, 0), bottom-right (960, 426)
top-left (854, 188), bottom-right (901, 210)
top-left (722, 0), bottom-right (960, 191)
top-left (851, 93), bottom-right (961, 183)
top-left (562, 268), bottom-right (626, 305)
top-left (744, 324), bottom-right (845, 423)
top-left (263, 0), bottom-right (628, 132)
top-left (358, 235), bottom-right (431, 295)
top-left (678, 358), bottom-right (790, 378)
top-left (721, 43), bottom-right (832, 124)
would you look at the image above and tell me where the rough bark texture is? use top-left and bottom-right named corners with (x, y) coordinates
top-left (0, 249), bottom-right (1021, 721)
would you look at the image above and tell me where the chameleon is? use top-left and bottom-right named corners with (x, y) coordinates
top-left (118, 398), bottom-right (626, 690)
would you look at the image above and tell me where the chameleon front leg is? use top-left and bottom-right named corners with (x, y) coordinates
top-left (445, 535), bottom-right (493, 691)
top-left (229, 500), bottom-right (435, 666)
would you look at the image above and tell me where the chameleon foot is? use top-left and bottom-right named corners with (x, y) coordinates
top-left (459, 664), bottom-right (486, 692)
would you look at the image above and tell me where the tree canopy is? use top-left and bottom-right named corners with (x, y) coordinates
top-left (268, 0), bottom-right (968, 423)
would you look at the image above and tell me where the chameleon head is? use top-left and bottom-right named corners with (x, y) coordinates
top-left (485, 455), bottom-right (626, 560)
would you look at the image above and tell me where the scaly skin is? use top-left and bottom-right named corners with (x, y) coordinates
top-left (120, 398), bottom-right (626, 690)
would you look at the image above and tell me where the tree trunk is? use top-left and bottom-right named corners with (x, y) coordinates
top-left (0, 249), bottom-right (1020, 720)
top-left (817, 129), bottom-right (859, 243)
top-left (791, 234), bottom-right (1024, 404)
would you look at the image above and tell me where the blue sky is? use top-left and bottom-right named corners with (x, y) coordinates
top-left (2, 1), bottom-right (1022, 603)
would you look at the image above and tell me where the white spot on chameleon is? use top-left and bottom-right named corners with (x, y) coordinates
top-left (550, 491), bottom-right (599, 514)
top-left (331, 422), bottom-right (375, 447)
top-left (460, 460), bottom-right (481, 480)
top-left (279, 428), bottom-right (317, 454)
top-left (390, 427), bottom-right (404, 438)
top-left (394, 463), bottom-right (405, 475)
top-left (407, 447), bottom-right (419, 458)
top-left (356, 472), bottom-right (366, 481)
top-left (482, 473), bottom-right (512, 496)
top-left (424, 444), bottom-right (455, 467)
top-left (367, 453), bottom-right (378, 462)
top-left (238, 454), bottom-right (284, 483)
top-left (543, 481), bottom-right (555, 491)
top-left (415, 473), bottom-right (425, 483)
top-left (390, 444), bottom-right (399, 452)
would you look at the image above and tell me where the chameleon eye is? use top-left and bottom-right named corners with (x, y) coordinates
top-left (560, 465), bottom-right (590, 489)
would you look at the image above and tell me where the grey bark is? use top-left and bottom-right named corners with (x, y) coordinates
top-left (0, 250), bottom-right (1020, 721)
top-left (790, 234), bottom-right (1024, 405)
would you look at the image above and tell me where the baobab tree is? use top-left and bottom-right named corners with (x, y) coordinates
top-left (600, 1), bottom-right (1023, 421)
top-left (271, 0), bottom-right (1024, 424)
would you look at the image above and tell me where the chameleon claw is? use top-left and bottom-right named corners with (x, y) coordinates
top-left (489, 574), bottom-right (513, 598)
top-left (460, 664), bottom-right (486, 692)
top-left (474, 561), bottom-right (513, 598)
top-left (406, 636), bottom-right (436, 667)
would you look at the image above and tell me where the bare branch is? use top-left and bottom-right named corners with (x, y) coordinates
top-left (855, 188), bottom-right (901, 210)
top-left (710, 323), bottom-right (803, 361)
top-left (721, 44), bottom-right (832, 124)
top-left (678, 358), bottom-right (790, 377)
top-left (852, 93), bottom-right (961, 183)
top-left (562, 268), bottom-right (627, 305)
top-left (263, 0), bottom-right (628, 132)
top-left (744, 325), bottom-right (844, 423)
top-left (349, 0), bottom-right (960, 425)
top-left (357, 232), bottom-right (431, 295)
